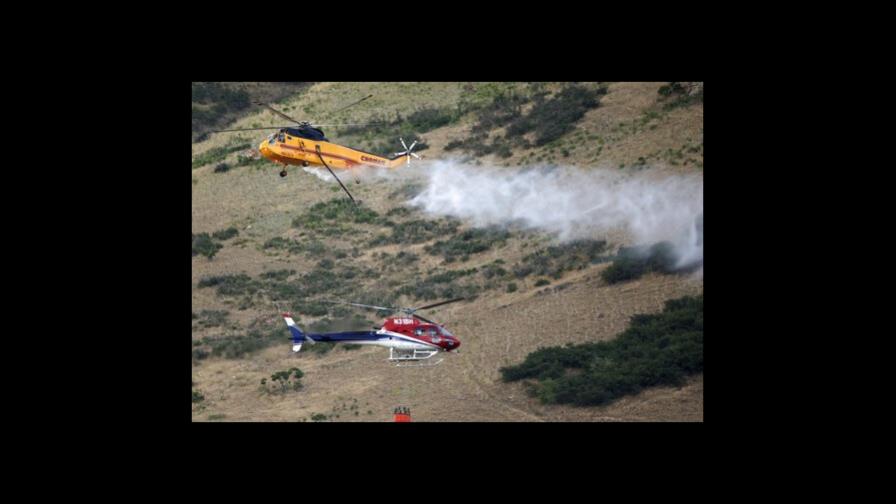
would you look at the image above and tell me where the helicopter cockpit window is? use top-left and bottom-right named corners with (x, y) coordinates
top-left (426, 328), bottom-right (438, 337)
top-left (277, 132), bottom-right (285, 142)
top-left (440, 327), bottom-right (453, 337)
top-left (415, 328), bottom-right (424, 337)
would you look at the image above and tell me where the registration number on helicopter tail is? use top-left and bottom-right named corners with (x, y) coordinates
top-left (392, 318), bottom-right (416, 325)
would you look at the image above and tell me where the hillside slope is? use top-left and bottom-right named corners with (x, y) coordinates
top-left (191, 82), bottom-right (703, 422)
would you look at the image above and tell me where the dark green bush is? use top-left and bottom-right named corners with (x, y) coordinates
top-left (500, 295), bottom-right (703, 406)
top-left (192, 142), bottom-right (251, 169)
top-left (512, 239), bottom-right (608, 279)
top-left (213, 162), bottom-right (230, 173)
top-left (194, 309), bottom-right (229, 328)
top-left (212, 227), bottom-right (239, 241)
top-left (206, 319), bottom-right (286, 359)
top-left (600, 241), bottom-right (680, 284)
top-left (658, 82), bottom-right (703, 109)
top-left (263, 367), bottom-right (304, 393)
top-left (506, 282), bottom-right (518, 293)
top-left (444, 139), bottom-right (465, 151)
top-left (386, 207), bottom-right (411, 218)
top-left (370, 219), bottom-right (459, 246)
top-left (395, 251), bottom-right (419, 262)
top-left (197, 274), bottom-right (257, 296)
top-left (481, 262), bottom-right (509, 279)
top-left (471, 91), bottom-right (528, 134)
top-left (293, 199), bottom-right (382, 230)
top-left (261, 269), bottom-right (295, 281)
top-left (506, 85), bottom-right (607, 146)
top-left (424, 226), bottom-right (511, 262)
top-left (191, 233), bottom-right (223, 260)
top-left (192, 390), bottom-right (205, 403)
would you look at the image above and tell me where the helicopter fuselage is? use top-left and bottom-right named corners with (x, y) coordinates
top-left (259, 131), bottom-right (408, 171)
top-left (285, 315), bottom-right (460, 352)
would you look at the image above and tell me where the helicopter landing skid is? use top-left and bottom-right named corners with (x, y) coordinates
top-left (389, 348), bottom-right (443, 367)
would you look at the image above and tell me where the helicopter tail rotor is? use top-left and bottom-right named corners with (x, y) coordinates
top-left (394, 137), bottom-right (422, 166)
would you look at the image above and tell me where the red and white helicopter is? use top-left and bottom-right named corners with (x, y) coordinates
top-left (282, 298), bottom-right (463, 367)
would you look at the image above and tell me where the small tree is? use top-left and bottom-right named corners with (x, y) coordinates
top-left (265, 367), bottom-right (304, 394)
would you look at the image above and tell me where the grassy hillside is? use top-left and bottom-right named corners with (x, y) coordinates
top-left (191, 82), bottom-right (704, 422)
top-left (191, 82), bottom-right (313, 142)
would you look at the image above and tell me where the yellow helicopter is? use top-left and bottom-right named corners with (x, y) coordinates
top-left (211, 96), bottom-right (422, 203)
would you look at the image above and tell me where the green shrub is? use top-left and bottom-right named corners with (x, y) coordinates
top-left (192, 142), bottom-right (251, 169)
top-left (213, 163), bottom-right (230, 173)
top-left (194, 309), bottom-right (229, 328)
top-left (192, 390), bottom-right (205, 403)
top-left (506, 282), bottom-right (518, 293)
top-left (395, 251), bottom-right (419, 262)
top-left (658, 82), bottom-right (703, 109)
top-left (260, 269), bottom-right (295, 281)
top-left (235, 154), bottom-right (267, 168)
top-left (535, 279), bottom-right (550, 286)
top-left (212, 227), bottom-right (239, 240)
top-left (197, 274), bottom-right (257, 296)
top-left (481, 262), bottom-right (508, 279)
top-left (506, 85), bottom-right (607, 146)
top-left (263, 367), bottom-right (304, 394)
top-left (370, 219), bottom-right (460, 246)
top-left (386, 207), bottom-right (411, 218)
top-left (293, 199), bottom-right (382, 230)
top-left (500, 295), bottom-right (703, 406)
top-left (470, 91), bottom-right (528, 134)
top-left (444, 139), bottom-right (465, 151)
top-left (600, 241), bottom-right (680, 284)
top-left (512, 239), bottom-right (609, 279)
top-left (191, 233), bottom-right (223, 260)
top-left (395, 275), bottom-right (480, 302)
top-left (424, 226), bottom-right (511, 262)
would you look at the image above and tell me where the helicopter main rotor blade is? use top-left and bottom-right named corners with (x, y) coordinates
top-left (411, 314), bottom-right (438, 325)
top-left (414, 297), bottom-right (465, 311)
top-left (209, 126), bottom-right (290, 133)
top-left (331, 94), bottom-right (374, 114)
top-left (256, 101), bottom-right (302, 124)
top-left (313, 122), bottom-right (387, 127)
top-left (321, 300), bottom-right (397, 312)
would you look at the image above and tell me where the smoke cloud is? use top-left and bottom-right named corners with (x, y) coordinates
top-left (304, 159), bottom-right (703, 270)
top-left (407, 160), bottom-right (703, 269)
